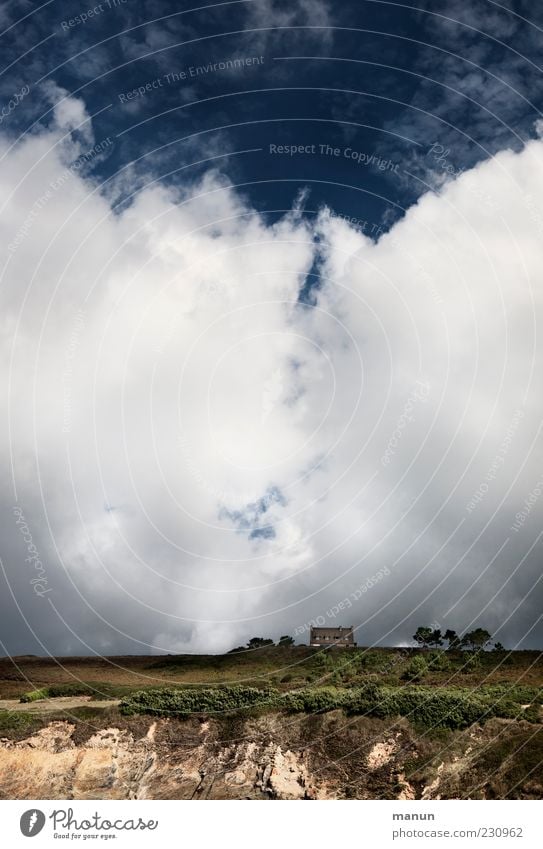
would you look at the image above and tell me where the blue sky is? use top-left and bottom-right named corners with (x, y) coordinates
top-left (3, 0), bottom-right (543, 228)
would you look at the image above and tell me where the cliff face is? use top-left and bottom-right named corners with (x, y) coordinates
top-left (0, 711), bottom-right (541, 800)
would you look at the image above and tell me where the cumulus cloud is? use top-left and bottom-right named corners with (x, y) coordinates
top-left (41, 81), bottom-right (95, 147)
top-left (1, 92), bottom-right (542, 655)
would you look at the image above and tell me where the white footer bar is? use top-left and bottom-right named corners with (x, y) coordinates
top-left (2, 799), bottom-right (540, 848)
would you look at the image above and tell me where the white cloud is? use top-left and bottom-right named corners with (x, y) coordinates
top-left (41, 82), bottom-right (95, 147)
top-left (1, 100), bottom-right (543, 654)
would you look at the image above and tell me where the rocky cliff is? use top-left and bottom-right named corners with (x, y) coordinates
top-left (0, 710), bottom-right (541, 799)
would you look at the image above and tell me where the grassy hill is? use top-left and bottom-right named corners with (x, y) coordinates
top-left (0, 648), bottom-right (541, 799)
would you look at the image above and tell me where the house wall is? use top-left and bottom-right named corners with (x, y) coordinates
top-left (309, 626), bottom-right (356, 646)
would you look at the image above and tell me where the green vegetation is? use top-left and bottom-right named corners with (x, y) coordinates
top-left (120, 685), bottom-right (276, 718)
top-left (247, 638), bottom-right (274, 649)
top-left (19, 687), bottom-right (49, 702)
top-left (229, 635), bottom-right (297, 652)
top-left (444, 629), bottom-right (461, 650)
top-left (119, 681), bottom-right (542, 730)
top-left (461, 652), bottom-right (482, 674)
top-left (281, 687), bottom-right (347, 713)
top-left (413, 627), bottom-right (443, 649)
top-left (461, 628), bottom-right (493, 651)
top-left (0, 710), bottom-right (42, 735)
top-left (6, 647), bottom-right (542, 742)
top-left (19, 682), bottom-right (130, 703)
top-left (144, 643), bottom-right (539, 691)
top-left (402, 655), bottom-right (429, 681)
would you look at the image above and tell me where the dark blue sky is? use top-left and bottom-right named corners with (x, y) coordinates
top-left (2, 0), bottom-right (542, 231)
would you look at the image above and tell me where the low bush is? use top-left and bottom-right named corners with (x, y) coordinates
top-left (461, 652), bottom-right (482, 673)
top-left (120, 685), bottom-right (277, 717)
top-left (389, 689), bottom-right (488, 729)
top-left (282, 687), bottom-right (346, 713)
top-left (19, 688), bottom-right (49, 703)
top-left (426, 650), bottom-right (451, 671)
top-left (402, 656), bottom-right (429, 681)
top-left (0, 711), bottom-right (41, 734)
top-left (358, 651), bottom-right (383, 670)
top-left (345, 684), bottom-right (539, 729)
top-left (523, 704), bottom-right (541, 723)
top-left (478, 684), bottom-right (542, 705)
top-left (20, 682), bottom-right (129, 703)
top-left (118, 680), bottom-right (542, 729)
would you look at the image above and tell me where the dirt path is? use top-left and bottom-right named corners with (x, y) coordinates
top-left (0, 696), bottom-right (120, 713)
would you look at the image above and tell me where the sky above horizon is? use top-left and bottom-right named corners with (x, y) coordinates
top-left (1, 0), bottom-right (543, 655)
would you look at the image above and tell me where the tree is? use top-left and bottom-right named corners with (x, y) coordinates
top-left (413, 626), bottom-right (433, 649)
top-left (444, 629), bottom-right (461, 650)
top-left (429, 628), bottom-right (443, 648)
top-left (493, 641), bottom-right (505, 652)
top-left (461, 628), bottom-right (492, 652)
top-left (247, 637), bottom-right (275, 649)
top-left (278, 635), bottom-right (294, 646)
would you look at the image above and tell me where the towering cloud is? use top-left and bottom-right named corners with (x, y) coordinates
top-left (1, 96), bottom-right (542, 655)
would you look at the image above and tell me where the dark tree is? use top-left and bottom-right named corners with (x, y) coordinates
top-left (278, 635), bottom-right (294, 646)
top-left (413, 626), bottom-right (433, 649)
top-left (461, 628), bottom-right (492, 651)
top-left (444, 629), bottom-right (461, 650)
top-left (247, 637), bottom-right (275, 649)
top-left (429, 628), bottom-right (443, 648)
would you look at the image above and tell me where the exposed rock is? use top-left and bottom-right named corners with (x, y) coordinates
top-left (0, 714), bottom-right (540, 799)
top-left (367, 738), bottom-right (397, 770)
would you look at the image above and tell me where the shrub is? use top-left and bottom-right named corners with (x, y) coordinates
top-left (20, 688), bottom-right (49, 703)
top-left (282, 687), bottom-right (346, 713)
top-left (523, 704), bottom-right (541, 723)
top-left (392, 689), bottom-right (488, 729)
top-left (120, 686), bottom-right (277, 718)
top-left (344, 680), bottom-right (381, 715)
top-left (402, 655), bottom-right (429, 681)
top-left (358, 651), bottom-right (383, 670)
top-left (346, 685), bottom-right (520, 729)
top-left (426, 650), bottom-right (451, 671)
top-left (20, 682), bottom-right (125, 703)
top-left (0, 711), bottom-right (41, 735)
top-left (118, 681), bottom-right (542, 729)
top-left (461, 652), bottom-right (482, 673)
